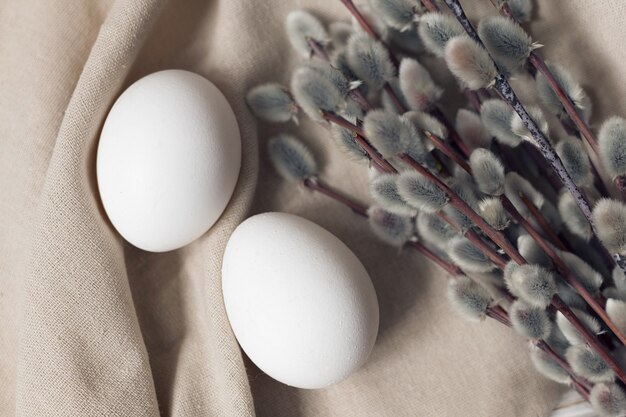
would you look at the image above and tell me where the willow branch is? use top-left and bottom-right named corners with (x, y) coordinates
top-left (443, 0), bottom-right (626, 275)
top-left (501, 194), bottom-right (626, 347)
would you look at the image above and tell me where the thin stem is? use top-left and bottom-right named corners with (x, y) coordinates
top-left (442, 0), bottom-right (626, 275)
top-left (571, 379), bottom-right (591, 401)
top-left (437, 211), bottom-right (510, 270)
top-left (406, 241), bottom-right (464, 276)
top-left (430, 107), bottom-right (472, 158)
top-left (420, 0), bottom-right (439, 12)
top-left (383, 83), bottom-right (407, 113)
top-left (500, 194), bottom-right (626, 347)
top-left (425, 131), bottom-right (472, 173)
top-left (306, 37), bottom-right (330, 61)
top-left (464, 89), bottom-right (483, 113)
top-left (519, 193), bottom-right (567, 251)
top-left (400, 154), bottom-right (526, 264)
top-left (303, 178), bottom-right (369, 217)
top-left (321, 111), bottom-right (397, 173)
top-left (467, 230), bottom-right (509, 269)
top-left (349, 90), bottom-right (374, 112)
top-left (486, 307), bottom-right (511, 326)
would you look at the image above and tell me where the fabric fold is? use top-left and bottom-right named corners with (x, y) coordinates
top-left (15, 0), bottom-right (166, 415)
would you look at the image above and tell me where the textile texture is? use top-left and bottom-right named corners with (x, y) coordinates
top-left (1, 0), bottom-right (625, 415)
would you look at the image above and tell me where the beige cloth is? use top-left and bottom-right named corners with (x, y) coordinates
top-left (1, 0), bottom-right (625, 415)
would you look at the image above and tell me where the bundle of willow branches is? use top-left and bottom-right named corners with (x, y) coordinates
top-left (246, 0), bottom-right (626, 414)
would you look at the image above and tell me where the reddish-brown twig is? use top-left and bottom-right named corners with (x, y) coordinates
top-left (519, 194), bottom-right (568, 251)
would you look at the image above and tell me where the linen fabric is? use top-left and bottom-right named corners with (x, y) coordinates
top-left (1, 0), bottom-right (624, 415)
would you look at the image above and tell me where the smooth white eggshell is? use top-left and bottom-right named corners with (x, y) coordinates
top-left (97, 69), bottom-right (241, 252)
top-left (222, 212), bottom-right (379, 389)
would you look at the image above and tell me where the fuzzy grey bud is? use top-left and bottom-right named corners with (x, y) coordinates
top-left (469, 148), bottom-right (505, 196)
top-left (556, 282), bottom-right (587, 311)
top-left (397, 170), bottom-right (448, 212)
top-left (445, 36), bottom-right (497, 90)
top-left (291, 66), bottom-right (344, 121)
top-left (448, 236), bottom-right (495, 273)
top-left (330, 122), bottom-right (369, 161)
top-left (480, 99), bottom-right (522, 147)
top-left (363, 110), bottom-right (415, 158)
top-left (517, 234), bottom-right (551, 268)
top-left (350, 5), bottom-right (389, 40)
top-left (607, 298), bottom-right (626, 337)
top-left (370, 174), bottom-right (415, 216)
top-left (556, 308), bottom-right (602, 346)
top-left (381, 79), bottom-right (410, 114)
top-left (590, 383), bottom-right (626, 417)
top-left (558, 191), bottom-right (592, 241)
top-left (303, 60), bottom-right (352, 98)
top-left (479, 197), bottom-right (510, 230)
top-left (368, 206), bottom-right (414, 247)
top-left (510, 300), bottom-right (552, 340)
top-left (405, 110), bottom-right (448, 144)
top-left (456, 109), bottom-right (491, 151)
top-left (504, 172), bottom-right (545, 217)
top-left (559, 250), bottom-right (603, 294)
top-left (418, 12), bottom-right (464, 57)
top-left (501, 0), bottom-right (533, 23)
top-left (268, 134), bottom-right (317, 182)
top-left (416, 211), bottom-right (456, 248)
top-left (505, 263), bottom-right (556, 308)
top-left (346, 35), bottom-right (395, 91)
top-left (399, 58), bottom-right (443, 111)
top-left (536, 63), bottom-right (591, 122)
top-left (593, 198), bottom-right (626, 254)
top-left (566, 345), bottom-right (614, 383)
top-left (443, 179), bottom-right (479, 233)
top-left (447, 276), bottom-right (493, 321)
top-left (478, 16), bottom-right (539, 72)
top-left (285, 11), bottom-right (327, 58)
top-left (246, 83), bottom-right (297, 123)
top-left (556, 136), bottom-right (593, 187)
top-left (370, 0), bottom-right (422, 31)
top-left (598, 116), bottom-right (626, 179)
top-left (530, 346), bottom-right (571, 385)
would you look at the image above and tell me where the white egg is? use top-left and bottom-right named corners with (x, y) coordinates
top-left (97, 70), bottom-right (241, 252)
top-left (222, 212), bottom-right (379, 389)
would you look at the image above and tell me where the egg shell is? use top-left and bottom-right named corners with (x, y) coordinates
top-left (97, 69), bottom-right (241, 252)
top-left (222, 212), bottom-right (379, 389)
